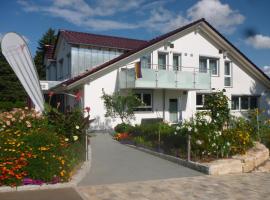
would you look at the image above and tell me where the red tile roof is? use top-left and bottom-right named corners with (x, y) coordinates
top-left (44, 45), bottom-right (54, 59)
top-left (60, 30), bottom-right (147, 50)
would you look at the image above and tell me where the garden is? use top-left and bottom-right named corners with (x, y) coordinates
top-left (0, 101), bottom-right (90, 187)
top-left (106, 91), bottom-right (270, 162)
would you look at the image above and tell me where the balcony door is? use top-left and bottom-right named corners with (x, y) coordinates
top-left (158, 53), bottom-right (167, 70)
top-left (169, 98), bottom-right (178, 123)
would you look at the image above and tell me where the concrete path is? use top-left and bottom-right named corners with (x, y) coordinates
top-left (79, 133), bottom-right (202, 186)
top-left (78, 172), bottom-right (270, 200)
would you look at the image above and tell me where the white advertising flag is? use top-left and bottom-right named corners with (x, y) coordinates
top-left (1, 32), bottom-right (44, 112)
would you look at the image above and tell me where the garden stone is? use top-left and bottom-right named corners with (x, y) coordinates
top-left (206, 159), bottom-right (242, 175)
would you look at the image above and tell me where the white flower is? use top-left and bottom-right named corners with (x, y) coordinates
top-left (65, 138), bottom-right (69, 142)
top-left (194, 128), bottom-right (198, 133)
top-left (176, 126), bottom-right (180, 131)
top-left (217, 131), bottom-right (222, 136)
top-left (75, 125), bottom-right (80, 130)
top-left (212, 143), bottom-right (216, 147)
top-left (187, 127), bottom-right (192, 132)
top-left (196, 140), bottom-right (203, 145)
top-left (227, 142), bottom-right (230, 146)
top-left (217, 113), bottom-right (220, 117)
top-left (174, 132), bottom-right (177, 135)
top-left (73, 135), bottom-right (79, 141)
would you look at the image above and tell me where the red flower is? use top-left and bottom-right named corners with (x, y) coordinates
top-left (48, 91), bottom-right (54, 97)
top-left (75, 91), bottom-right (81, 101)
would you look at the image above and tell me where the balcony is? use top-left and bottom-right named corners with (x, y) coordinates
top-left (119, 65), bottom-right (211, 90)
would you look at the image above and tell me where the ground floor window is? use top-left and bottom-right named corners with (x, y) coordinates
top-left (196, 93), bottom-right (210, 110)
top-left (231, 96), bottom-right (259, 110)
top-left (134, 91), bottom-right (153, 111)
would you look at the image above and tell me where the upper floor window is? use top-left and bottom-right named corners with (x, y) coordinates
top-left (224, 61), bottom-right (232, 87)
top-left (173, 54), bottom-right (181, 71)
top-left (141, 54), bottom-right (151, 69)
top-left (199, 57), bottom-right (219, 75)
top-left (158, 52), bottom-right (168, 70)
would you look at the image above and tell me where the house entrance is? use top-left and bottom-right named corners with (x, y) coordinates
top-left (169, 98), bottom-right (178, 123)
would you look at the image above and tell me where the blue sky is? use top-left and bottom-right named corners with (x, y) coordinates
top-left (1, 0), bottom-right (270, 75)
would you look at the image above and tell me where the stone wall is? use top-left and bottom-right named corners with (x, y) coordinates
top-left (206, 142), bottom-right (269, 175)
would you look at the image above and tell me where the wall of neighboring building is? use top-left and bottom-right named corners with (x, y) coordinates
top-left (71, 46), bottom-right (124, 77)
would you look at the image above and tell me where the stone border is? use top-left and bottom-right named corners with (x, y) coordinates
top-left (125, 144), bottom-right (209, 174)
top-left (0, 144), bottom-right (92, 193)
top-left (124, 142), bottom-right (269, 176)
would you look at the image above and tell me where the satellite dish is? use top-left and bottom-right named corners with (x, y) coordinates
top-left (1, 32), bottom-right (44, 112)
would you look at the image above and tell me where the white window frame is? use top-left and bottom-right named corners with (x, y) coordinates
top-left (196, 93), bottom-right (209, 110)
top-left (172, 53), bottom-right (182, 71)
top-left (199, 56), bottom-right (219, 76)
top-left (158, 52), bottom-right (169, 70)
top-left (134, 90), bottom-right (153, 112)
top-left (224, 61), bottom-right (232, 87)
top-left (231, 95), bottom-right (259, 111)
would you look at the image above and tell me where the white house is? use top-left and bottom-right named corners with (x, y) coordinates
top-left (43, 18), bottom-right (270, 130)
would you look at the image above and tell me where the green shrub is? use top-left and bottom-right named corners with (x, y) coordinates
top-left (114, 123), bottom-right (133, 133)
top-left (0, 107), bottom-right (87, 187)
top-left (0, 101), bottom-right (25, 112)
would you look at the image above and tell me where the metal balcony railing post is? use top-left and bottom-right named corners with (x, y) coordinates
top-left (193, 68), bottom-right (196, 89)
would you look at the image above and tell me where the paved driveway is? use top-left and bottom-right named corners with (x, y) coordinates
top-left (79, 133), bottom-right (202, 186)
top-left (79, 173), bottom-right (270, 200)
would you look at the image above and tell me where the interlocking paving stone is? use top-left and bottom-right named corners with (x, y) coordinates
top-left (78, 173), bottom-right (270, 200)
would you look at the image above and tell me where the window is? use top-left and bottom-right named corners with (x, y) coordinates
top-left (224, 61), bottom-right (232, 87)
top-left (58, 59), bottom-right (63, 80)
top-left (231, 96), bottom-right (239, 110)
top-left (199, 57), bottom-right (207, 73)
top-left (134, 91), bottom-right (152, 111)
top-left (250, 96), bottom-right (258, 109)
top-left (199, 57), bottom-right (219, 75)
top-left (173, 54), bottom-right (181, 70)
top-left (241, 96), bottom-right (249, 110)
top-left (141, 54), bottom-right (151, 68)
top-left (196, 93), bottom-right (209, 110)
top-left (231, 96), bottom-right (259, 110)
top-left (209, 59), bottom-right (218, 75)
top-left (158, 53), bottom-right (167, 70)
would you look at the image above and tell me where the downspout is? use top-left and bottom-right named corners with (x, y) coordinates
top-left (163, 89), bottom-right (165, 121)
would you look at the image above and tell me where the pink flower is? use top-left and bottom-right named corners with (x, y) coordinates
top-left (85, 106), bottom-right (91, 113)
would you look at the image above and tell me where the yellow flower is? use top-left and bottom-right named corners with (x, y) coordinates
top-left (60, 170), bottom-right (66, 177)
top-left (73, 135), bottom-right (78, 141)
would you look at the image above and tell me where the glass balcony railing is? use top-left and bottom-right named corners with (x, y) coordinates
top-left (119, 64), bottom-right (211, 90)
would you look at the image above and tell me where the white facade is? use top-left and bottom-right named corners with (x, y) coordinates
top-left (46, 20), bottom-right (270, 130)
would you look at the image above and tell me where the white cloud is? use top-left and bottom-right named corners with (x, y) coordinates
top-left (262, 66), bottom-right (270, 77)
top-left (187, 0), bottom-right (245, 34)
top-left (246, 34), bottom-right (270, 49)
top-left (17, 0), bottom-right (245, 33)
top-left (0, 33), bottom-right (2, 42)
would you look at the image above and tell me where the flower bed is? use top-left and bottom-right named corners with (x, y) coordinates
top-left (0, 106), bottom-right (89, 187)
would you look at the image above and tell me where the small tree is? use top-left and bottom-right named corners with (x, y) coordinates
top-left (204, 90), bottom-right (230, 129)
top-left (101, 90), bottom-right (142, 123)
